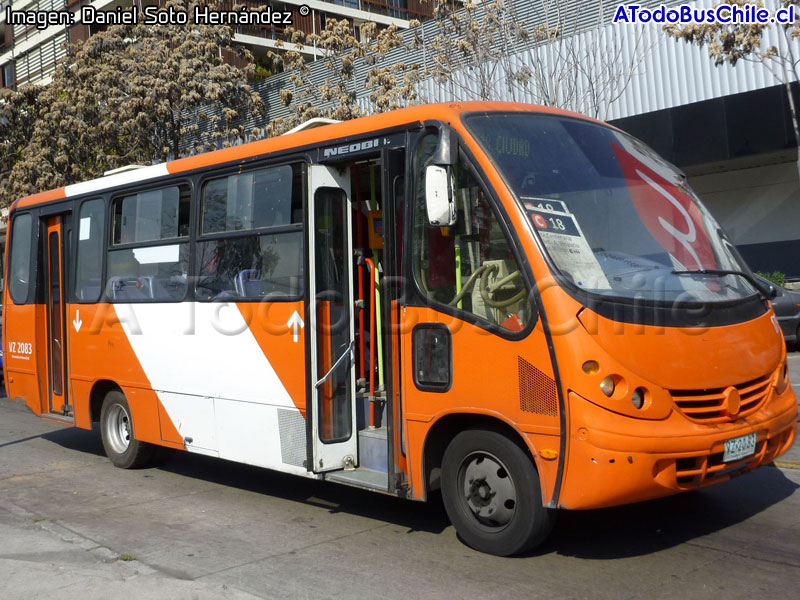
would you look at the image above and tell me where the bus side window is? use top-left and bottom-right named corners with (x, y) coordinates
top-left (75, 199), bottom-right (104, 302)
top-left (196, 164), bottom-right (304, 301)
top-left (9, 213), bottom-right (33, 305)
top-left (412, 139), bottom-right (533, 332)
top-left (107, 185), bottom-right (191, 302)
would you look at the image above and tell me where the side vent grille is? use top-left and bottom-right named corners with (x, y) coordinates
top-left (278, 409), bottom-right (307, 467)
top-left (518, 357), bottom-right (558, 416)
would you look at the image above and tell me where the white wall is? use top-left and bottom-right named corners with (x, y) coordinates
top-left (691, 161), bottom-right (800, 246)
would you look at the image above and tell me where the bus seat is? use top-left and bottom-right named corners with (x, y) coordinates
top-left (234, 269), bottom-right (261, 298)
top-left (78, 278), bottom-right (102, 301)
top-left (146, 275), bottom-right (187, 301)
top-left (108, 276), bottom-right (153, 300)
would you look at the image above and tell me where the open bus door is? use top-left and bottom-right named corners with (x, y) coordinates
top-left (307, 165), bottom-right (358, 472)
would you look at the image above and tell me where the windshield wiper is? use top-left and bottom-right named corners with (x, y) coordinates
top-left (671, 269), bottom-right (770, 298)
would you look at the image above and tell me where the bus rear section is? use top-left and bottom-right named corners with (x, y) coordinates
top-left (2, 102), bottom-right (797, 557)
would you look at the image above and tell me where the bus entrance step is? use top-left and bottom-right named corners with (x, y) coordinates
top-left (358, 427), bottom-right (388, 472)
top-left (326, 467), bottom-right (389, 492)
top-left (42, 412), bottom-right (75, 424)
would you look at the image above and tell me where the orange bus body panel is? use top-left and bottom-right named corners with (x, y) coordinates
top-left (562, 388), bottom-right (796, 509)
top-left (3, 304), bottom-right (42, 413)
top-left (238, 301), bottom-right (308, 415)
top-left (66, 303), bottom-right (182, 445)
top-left (400, 306), bottom-right (561, 503)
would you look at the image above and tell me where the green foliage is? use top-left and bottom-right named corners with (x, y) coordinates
top-left (118, 554), bottom-right (137, 562)
top-left (757, 271), bottom-right (786, 288)
top-left (254, 65), bottom-right (273, 79)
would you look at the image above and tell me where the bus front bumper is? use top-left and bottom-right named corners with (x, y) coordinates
top-left (558, 388), bottom-right (798, 510)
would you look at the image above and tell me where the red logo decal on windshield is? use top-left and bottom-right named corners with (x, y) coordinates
top-left (532, 214), bottom-right (548, 229)
top-left (611, 143), bottom-right (715, 271)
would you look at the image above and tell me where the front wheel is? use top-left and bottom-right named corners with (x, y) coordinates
top-left (441, 430), bottom-right (555, 556)
top-left (100, 390), bottom-right (156, 469)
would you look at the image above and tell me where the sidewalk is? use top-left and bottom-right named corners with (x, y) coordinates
top-left (0, 499), bottom-right (261, 600)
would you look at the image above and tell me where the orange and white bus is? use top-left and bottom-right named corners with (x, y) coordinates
top-left (3, 102), bottom-right (796, 556)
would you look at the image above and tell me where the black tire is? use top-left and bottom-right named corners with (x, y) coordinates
top-left (441, 429), bottom-right (555, 556)
top-left (99, 390), bottom-right (156, 469)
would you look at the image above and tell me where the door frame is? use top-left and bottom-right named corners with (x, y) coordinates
top-left (306, 164), bottom-right (358, 472)
top-left (42, 214), bottom-right (70, 415)
top-left (380, 145), bottom-right (408, 489)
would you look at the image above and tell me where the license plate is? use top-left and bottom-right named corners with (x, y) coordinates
top-left (723, 433), bottom-right (756, 463)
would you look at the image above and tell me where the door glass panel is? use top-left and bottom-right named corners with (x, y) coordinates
top-left (413, 135), bottom-right (533, 331)
top-left (75, 199), bottom-right (104, 302)
top-left (9, 213), bottom-right (33, 304)
top-left (48, 231), bottom-right (63, 397)
top-left (315, 188), bottom-right (352, 443)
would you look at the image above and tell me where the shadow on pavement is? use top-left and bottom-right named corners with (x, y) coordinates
top-left (42, 426), bottom-right (452, 535)
top-left (42, 426), bottom-right (799, 556)
top-left (42, 424), bottom-right (107, 457)
top-left (0, 433), bottom-right (52, 449)
top-left (533, 465), bottom-right (799, 559)
top-left (161, 450), bottom-right (452, 536)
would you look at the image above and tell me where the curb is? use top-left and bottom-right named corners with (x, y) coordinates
top-left (773, 458), bottom-right (800, 470)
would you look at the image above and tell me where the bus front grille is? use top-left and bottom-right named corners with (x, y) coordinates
top-left (670, 374), bottom-right (771, 424)
top-left (668, 428), bottom-right (792, 489)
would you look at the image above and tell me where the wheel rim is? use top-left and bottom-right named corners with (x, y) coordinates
top-left (105, 403), bottom-right (131, 454)
top-left (459, 450), bottom-right (517, 531)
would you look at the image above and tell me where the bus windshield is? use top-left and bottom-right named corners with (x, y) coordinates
top-left (464, 113), bottom-right (757, 304)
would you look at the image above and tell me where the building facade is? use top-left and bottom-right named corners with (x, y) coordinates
top-left (0, 0), bottom-right (430, 89)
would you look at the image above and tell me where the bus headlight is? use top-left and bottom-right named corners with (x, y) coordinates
top-left (631, 387), bottom-right (646, 409)
top-left (600, 376), bottom-right (615, 397)
top-left (582, 360), bottom-right (599, 375)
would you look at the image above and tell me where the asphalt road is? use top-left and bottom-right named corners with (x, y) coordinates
top-left (0, 378), bottom-right (799, 599)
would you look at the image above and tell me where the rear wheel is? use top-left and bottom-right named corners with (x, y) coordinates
top-left (100, 390), bottom-right (156, 469)
top-left (441, 429), bottom-right (555, 556)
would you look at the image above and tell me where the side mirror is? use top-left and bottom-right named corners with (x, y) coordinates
top-left (769, 284), bottom-right (778, 299)
top-left (425, 165), bottom-right (457, 226)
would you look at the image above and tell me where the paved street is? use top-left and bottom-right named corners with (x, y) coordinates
top-left (1, 367), bottom-right (799, 600)
top-left (787, 350), bottom-right (800, 427)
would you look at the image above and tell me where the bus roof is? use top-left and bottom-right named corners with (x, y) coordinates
top-left (11, 101), bottom-right (594, 211)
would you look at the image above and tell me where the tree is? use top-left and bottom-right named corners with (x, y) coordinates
top-left (425, 0), bottom-right (653, 120)
top-left (427, 0), bottom-right (520, 101)
top-left (361, 22), bottom-right (425, 113)
top-left (665, 0), bottom-right (800, 177)
top-left (266, 0), bottom-right (649, 131)
top-left (0, 86), bottom-right (43, 177)
top-left (1, 0), bottom-right (263, 203)
top-left (266, 18), bottom-right (423, 136)
top-left (266, 21), bottom-right (362, 135)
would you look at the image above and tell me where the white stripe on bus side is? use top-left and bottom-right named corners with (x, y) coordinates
top-left (114, 302), bottom-right (309, 474)
top-left (65, 164), bottom-right (170, 198)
